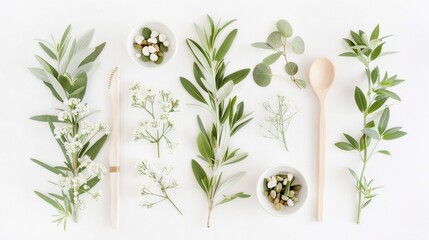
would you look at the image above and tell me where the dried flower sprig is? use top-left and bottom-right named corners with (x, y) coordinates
top-left (137, 161), bottom-right (182, 215)
top-left (336, 25), bottom-right (406, 224)
top-left (30, 25), bottom-right (108, 229)
top-left (130, 83), bottom-right (181, 158)
top-left (260, 95), bottom-right (297, 151)
top-left (180, 15), bottom-right (252, 228)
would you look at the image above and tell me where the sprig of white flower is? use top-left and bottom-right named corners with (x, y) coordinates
top-left (137, 160), bottom-right (182, 215)
top-left (130, 83), bottom-right (181, 158)
top-left (260, 95), bottom-right (297, 151)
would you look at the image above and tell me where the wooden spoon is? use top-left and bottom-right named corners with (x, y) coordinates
top-left (309, 58), bottom-right (335, 222)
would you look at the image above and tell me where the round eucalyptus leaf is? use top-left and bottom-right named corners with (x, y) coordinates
top-left (266, 31), bottom-right (282, 49)
top-left (291, 36), bottom-right (305, 55)
top-left (285, 62), bottom-right (298, 75)
top-left (253, 63), bottom-right (272, 87)
top-left (277, 19), bottom-right (293, 37)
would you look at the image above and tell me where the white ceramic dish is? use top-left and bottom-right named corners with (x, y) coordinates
top-left (256, 165), bottom-right (308, 217)
top-left (127, 22), bottom-right (177, 68)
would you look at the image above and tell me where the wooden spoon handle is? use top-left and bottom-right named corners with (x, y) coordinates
top-left (317, 101), bottom-right (326, 221)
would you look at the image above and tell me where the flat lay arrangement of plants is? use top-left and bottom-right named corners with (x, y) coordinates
top-left (29, 16), bottom-right (406, 230)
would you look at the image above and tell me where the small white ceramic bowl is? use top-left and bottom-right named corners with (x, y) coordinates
top-left (127, 22), bottom-right (177, 68)
top-left (256, 165), bottom-right (308, 217)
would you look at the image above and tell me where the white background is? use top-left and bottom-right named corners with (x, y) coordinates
top-left (0, 0), bottom-right (428, 239)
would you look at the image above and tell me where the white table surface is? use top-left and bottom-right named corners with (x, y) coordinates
top-left (1, 0), bottom-right (428, 239)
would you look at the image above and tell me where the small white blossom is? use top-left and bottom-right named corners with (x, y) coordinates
top-left (91, 191), bottom-right (102, 202)
top-left (64, 136), bottom-right (83, 155)
top-left (54, 125), bottom-right (72, 139)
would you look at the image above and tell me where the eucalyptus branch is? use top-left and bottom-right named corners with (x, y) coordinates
top-left (336, 25), bottom-right (406, 224)
top-left (180, 15), bottom-right (252, 228)
top-left (252, 19), bottom-right (306, 89)
top-left (30, 25), bottom-right (108, 230)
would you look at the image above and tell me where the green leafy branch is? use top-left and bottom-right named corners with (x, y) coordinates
top-left (336, 25), bottom-right (406, 224)
top-left (252, 19), bottom-right (306, 89)
top-left (30, 25), bottom-right (107, 230)
top-left (180, 15), bottom-right (252, 228)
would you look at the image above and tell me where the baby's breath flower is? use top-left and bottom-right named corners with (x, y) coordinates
top-left (58, 111), bottom-right (72, 122)
top-left (137, 160), bottom-right (182, 215)
top-left (91, 191), bottom-right (102, 202)
top-left (64, 136), bottom-right (83, 155)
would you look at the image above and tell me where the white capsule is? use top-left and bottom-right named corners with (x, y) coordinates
top-left (148, 45), bottom-right (157, 53)
top-left (158, 34), bottom-right (167, 42)
top-left (135, 53), bottom-right (142, 58)
top-left (150, 53), bottom-right (158, 62)
top-left (287, 199), bottom-right (294, 206)
top-left (287, 173), bottom-right (294, 181)
top-left (148, 37), bottom-right (157, 44)
top-left (163, 40), bottom-right (170, 47)
top-left (142, 46), bottom-right (150, 56)
top-left (150, 30), bottom-right (159, 38)
top-left (267, 180), bottom-right (276, 189)
top-left (134, 35), bottom-right (144, 44)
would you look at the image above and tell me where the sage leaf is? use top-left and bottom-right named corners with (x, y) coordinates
top-left (344, 134), bottom-right (359, 150)
top-left (267, 31), bottom-right (282, 49)
top-left (276, 19), bottom-right (293, 37)
top-left (180, 77), bottom-right (207, 103)
top-left (348, 168), bottom-right (359, 182)
top-left (262, 52), bottom-right (282, 65)
top-left (291, 36), bottom-right (305, 54)
top-left (378, 150), bottom-right (391, 156)
top-left (252, 63), bottom-right (272, 87)
top-left (215, 172), bottom-right (245, 196)
top-left (335, 142), bottom-right (355, 151)
top-left (370, 43), bottom-right (384, 60)
top-left (354, 87), bottom-right (367, 112)
top-left (193, 63), bottom-right (207, 92)
top-left (367, 97), bottom-right (387, 114)
top-left (197, 132), bottom-right (212, 160)
top-left (362, 128), bottom-right (380, 139)
top-left (376, 89), bottom-right (401, 101)
top-left (378, 108), bottom-right (390, 134)
top-left (370, 25), bottom-right (380, 40)
top-left (339, 52), bottom-right (358, 57)
top-left (285, 62), bottom-right (298, 75)
top-left (383, 130), bottom-right (406, 140)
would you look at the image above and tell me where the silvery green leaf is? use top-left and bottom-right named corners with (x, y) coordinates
top-left (76, 29), bottom-right (95, 51)
top-left (253, 63), bottom-right (272, 87)
top-left (361, 128), bottom-right (380, 140)
top-left (186, 39), bottom-right (211, 71)
top-left (295, 79), bottom-right (306, 88)
top-left (285, 62), bottom-right (298, 75)
top-left (224, 152), bottom-right (247, 165)
top-left (262, 52), bottom-right (282, 65)
top-left (217, 80), bottom-right (233, 101)
top-left (276, 19), bottom-right (293, 37)
top-left (66, 48), bottom-right (94, 75)
top-left (46, 72), bottom-right (67, 101)
top-left (251, 42), bottom-right (272, 49)
top-left (291, 36), bottom-right (305, 54)
top-left (73, 62), bottom-right (99, 79)
top-left (215, 172), bottom-right (246, 197)
top-left (378, 150), bottom-right (391, 156)
top-left (194, 23), bottom-right (208, 49)
top-left (267, 31), bottom-right (282, 49)
top-left (29, 68), bottom-right (50, 83)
